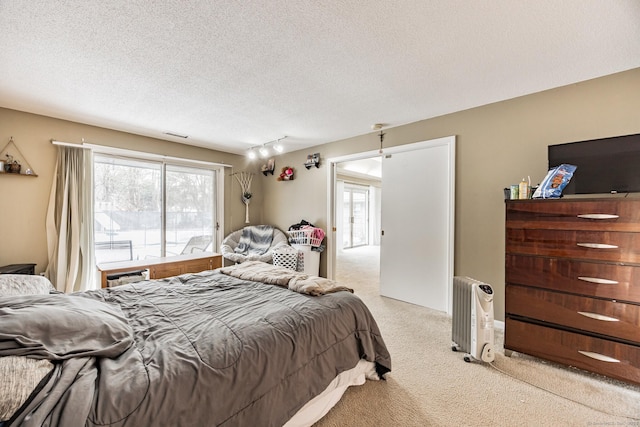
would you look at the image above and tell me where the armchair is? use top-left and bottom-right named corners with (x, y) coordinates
top-left (220, 226), bottom-right (288, 264)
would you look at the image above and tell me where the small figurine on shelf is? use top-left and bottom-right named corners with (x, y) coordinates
top-left (304, 153), bottom-right (320, 169)
top-left (277, 166), bottom-right (294, 181)
top-left (261, 158), bottom-right (275, 176)
top-left (5, 154), bottom-right (20, 174)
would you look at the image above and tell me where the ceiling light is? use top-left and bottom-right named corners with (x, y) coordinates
top-left (273, 136), bottom-right (287, 153)
top-left (245, 136), bottom-right (288, 159)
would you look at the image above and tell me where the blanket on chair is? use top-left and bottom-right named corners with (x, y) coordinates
top-left (234, 225), bottom-right (274, 255)
top-left (219, 261), bottom-right (354, 296)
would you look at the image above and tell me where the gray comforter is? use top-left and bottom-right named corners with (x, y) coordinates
top-left (0, 270), bottom-right (391, 427)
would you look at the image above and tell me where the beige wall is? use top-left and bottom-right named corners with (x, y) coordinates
top-left (261, 68), bottom-right (640, 321)
top-left (0, 107), bottom-right (262, 273)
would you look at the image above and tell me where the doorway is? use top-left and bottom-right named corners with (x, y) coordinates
top-left (327, 136), bottom-right (455, 313)
top-left (334, 159), bottom-right (382, 282)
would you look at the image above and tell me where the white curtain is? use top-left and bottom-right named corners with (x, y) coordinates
top-left (45, 146), bottom-right (96, 292)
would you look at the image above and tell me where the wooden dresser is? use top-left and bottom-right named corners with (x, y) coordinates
top-left (505, 198), bottom-right (640, 385)
top-left (98, 252), bottom-right (222, 288)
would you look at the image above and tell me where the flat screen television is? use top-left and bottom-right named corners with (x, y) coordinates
top-left (548, 133), bottom-right (640, 195)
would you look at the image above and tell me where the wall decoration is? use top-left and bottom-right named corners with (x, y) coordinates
top-left (232, 171), bottom-right (254, 223)
top-left (261, 158), bottom-right (275, 176)
top-left (277, 166), bottom-right (294, 181)
top-left (304, 153), bottom-right (320, 169)
top-left (0, 137), bottom-right (37, 176)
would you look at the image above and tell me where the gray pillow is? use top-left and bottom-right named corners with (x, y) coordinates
top-left (0, 356), bottom-right (53, 421)
top-left (0, 275), bottom-right (55, 421)
top-left (0, 274), bottom-right (55, 296)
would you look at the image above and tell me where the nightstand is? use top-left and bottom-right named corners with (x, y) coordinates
top-left (0, 263), bottom-right (36, 275)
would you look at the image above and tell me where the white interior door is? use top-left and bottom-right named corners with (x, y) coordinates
top-left (379, 138), bottom-right (455, 312)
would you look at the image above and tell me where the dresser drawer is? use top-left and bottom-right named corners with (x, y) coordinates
top-left (505, 318), bottom-right (640, 385)
top-left (506, 228), bottom-right (640, 263)
top-left (506, 199), bottom-right (640, 232)
top-left (150, 264), bottom-right (183, 279)
top-left (506, 285), bottom-right (640, 343)
top-left (505, 255), bottom-right (640, 302)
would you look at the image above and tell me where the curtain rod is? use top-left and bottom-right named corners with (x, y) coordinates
top-left (51, 139), bottom-right (86, 148)
top-left (51, 139), bottom-right (232, 168)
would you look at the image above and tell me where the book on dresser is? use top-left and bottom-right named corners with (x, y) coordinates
top-left (504, 197), bottom-right (640, 385)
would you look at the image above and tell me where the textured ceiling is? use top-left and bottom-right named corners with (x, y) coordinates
top-left (1, 1), bottom-right (639, 155)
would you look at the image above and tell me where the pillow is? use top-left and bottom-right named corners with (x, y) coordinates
top-left (0, 275), bottom-right (55, 421)
top-left (0, 356), bottom-right (53, 421)
top-left (0, 294), bottom-right (134, 360)
top-left (0, 274), bottom-right (55, 296)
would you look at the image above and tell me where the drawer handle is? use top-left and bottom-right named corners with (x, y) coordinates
top-left (576, 214), bottom-right (619, 220)
top-left (577, 276), bottom-right (618, 285)
top-left (578, 351), bottom-right (620, 363)
top-left (577, 311), bottom-right (619, 322)
top-left (576, 243), bottom-right (618, 249)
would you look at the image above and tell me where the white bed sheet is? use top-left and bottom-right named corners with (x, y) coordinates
top-left (284, 359), bottom-right (379, 427)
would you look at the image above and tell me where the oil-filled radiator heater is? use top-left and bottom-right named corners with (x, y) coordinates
top-left (451, 276), bottom-right (495, 363)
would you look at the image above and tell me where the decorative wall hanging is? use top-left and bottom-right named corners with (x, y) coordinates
top-left (232, 171), bottom-right (254, 223)
top-left (261, 158), bottom-right (275, 176)
top-left (304, 153), bottom-right (320, 169)
top-left (277, 166), bottom-right (294, 181)
top-left (0, 136), bottom-right (37, 176)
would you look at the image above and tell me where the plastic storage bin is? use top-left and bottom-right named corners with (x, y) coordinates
top-left (272, 246), bottom-right (299, 271)
top-left (292, 244), bottom-right (320, 276)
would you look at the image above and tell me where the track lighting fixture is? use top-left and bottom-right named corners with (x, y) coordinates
top-left (246, 136), bottom-right (288, 159)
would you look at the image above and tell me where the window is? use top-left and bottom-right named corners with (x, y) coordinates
top-left (94, 153), bottom-right (220, 264)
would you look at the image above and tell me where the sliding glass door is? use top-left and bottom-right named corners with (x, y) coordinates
top-left (94, 156), bottom-right (162, 262)
top-left (342, 184), bottom-right (369, 249)
top-left (165, 164), bottom-right (215, 256)
top-left (94, 154), bottom-right (216, 264)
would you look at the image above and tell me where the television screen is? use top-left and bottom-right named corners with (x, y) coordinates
top-left (548, 133), bottom-right (640, 195)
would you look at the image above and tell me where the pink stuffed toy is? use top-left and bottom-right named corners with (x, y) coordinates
top-left (277, 166), bottom-right (294, 181)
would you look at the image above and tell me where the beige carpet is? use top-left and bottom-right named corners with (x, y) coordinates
top-left (315, 245), bottom-right (640, 427)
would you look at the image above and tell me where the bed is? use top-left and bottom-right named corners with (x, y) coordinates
top-left (0, 263), bottom-right (391, 427)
